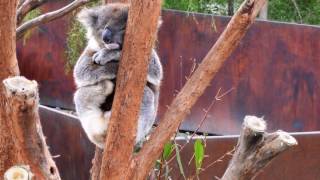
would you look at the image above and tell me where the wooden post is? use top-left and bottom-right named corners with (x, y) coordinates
top-left (221, 116), bottom-right (297, 180)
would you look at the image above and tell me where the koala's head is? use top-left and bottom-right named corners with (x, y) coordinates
top-left (77, 3), bottom-right (129, 49)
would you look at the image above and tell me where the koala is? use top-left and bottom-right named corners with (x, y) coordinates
top-left (73, 3), bottom-right (163, 149)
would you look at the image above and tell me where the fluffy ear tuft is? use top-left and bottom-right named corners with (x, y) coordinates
top-left (77, 8), bottom-right (98, 29)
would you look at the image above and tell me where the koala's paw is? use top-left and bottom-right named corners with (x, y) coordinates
top-left (92, 49), bottom-right (121, 65)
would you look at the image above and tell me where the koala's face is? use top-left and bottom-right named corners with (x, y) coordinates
top-left (77, 4), bottom-right (129, 49)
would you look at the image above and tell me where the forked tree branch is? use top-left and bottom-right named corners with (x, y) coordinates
top-left (130, 0), bottom-right (267, 179)
top-left (221, 116), bottom-right (297, 180)
top-left (16, 0), bottom-right (90, 40)
top-left (17, 0), bottom-right (49, 26)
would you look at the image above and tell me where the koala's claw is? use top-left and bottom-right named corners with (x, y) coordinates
top-left (92, 49), bottom-right (121, 65)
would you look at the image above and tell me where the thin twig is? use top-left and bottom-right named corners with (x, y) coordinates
top-left (202, 148), bottom-right (235, 172)
top-left (291, 0), bottom-right (302, 23)
top-left (167, 88), bottom-right (234, 165)
top-left (17, 0), bottom-right (49, 25)
top-left (16, 0), bottom-right (90, 39)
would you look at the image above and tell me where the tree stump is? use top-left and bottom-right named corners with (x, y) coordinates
top-left (221, 116), bottom-right (298, 180)
top-left (3, 76), bottom-right (60, 180)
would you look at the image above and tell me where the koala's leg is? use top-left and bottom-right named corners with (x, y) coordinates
top-left (136, 86), bottom-right (158, 145)
top-left (74, 80), bottom-right (114, 148)
top-left (147, 49), bottom-right (163, 87)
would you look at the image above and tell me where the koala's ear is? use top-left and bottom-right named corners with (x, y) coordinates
top-left (77, 8), bottom-right (98, 28)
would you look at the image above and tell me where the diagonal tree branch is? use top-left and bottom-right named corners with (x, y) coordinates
top-left (17, 0), bottom-right (49, 26)
top-left (16, 0), bottom-right (90, 40)
top-left (130, 0), bottom-right (267, 179)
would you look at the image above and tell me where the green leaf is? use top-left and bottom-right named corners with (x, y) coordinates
top-left (162, 142), bottom-right (174, 160)
top-left (174, 143), bottom-right (186, 180)
top-left (194, 139), bottom-right (204, 175)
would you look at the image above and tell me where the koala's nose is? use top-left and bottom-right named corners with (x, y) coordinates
top-left (102, 28), bottom-right (113, 43)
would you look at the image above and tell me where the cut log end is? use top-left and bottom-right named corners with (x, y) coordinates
top-left (4, 165), bottom-right (33, 180)
top-left (3, 76), bottom-right (38, 103)
top-left (276, 130), bottom-right (298, 146)
top-left (243, 115), bottom-right (266, 132)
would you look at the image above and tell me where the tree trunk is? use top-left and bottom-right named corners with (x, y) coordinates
top-left (0, 0), bottom-right (21, 175)
top-left (97, 0), bottom-right (162, 180)
top-left (0, 0), bottom-right (60, 179)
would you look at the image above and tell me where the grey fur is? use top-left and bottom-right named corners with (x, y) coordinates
top-left (73, 4), bottom-right (163, 149)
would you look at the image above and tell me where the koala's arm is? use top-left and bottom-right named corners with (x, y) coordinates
top-left (73, 47), bottom-right (119, 87)
top-left (147, 49), bottom-right (163, 87)
top-left (93, 48), bottom-right (121, 66)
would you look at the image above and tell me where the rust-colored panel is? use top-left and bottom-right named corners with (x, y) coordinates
top-left (157, 11), bottom-right (320, 134)
top-left (18, 3), bottom-right (320, 134)
top-left (39, 108), bottom-right (320, 180)
top-left (39, 106), bottom-right (94, 180)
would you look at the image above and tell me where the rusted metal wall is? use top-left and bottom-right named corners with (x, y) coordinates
top-left (18, 1), bottom-right (320, 134)
top-left (40, 107), bottom-right (320, 180)
top-left (157, 11), bottom-right (320, 135)
top-left (40, 106), bottom-right (94, 180)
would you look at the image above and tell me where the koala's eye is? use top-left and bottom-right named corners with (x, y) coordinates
top-left (102, 27), bottom-right (113, 43)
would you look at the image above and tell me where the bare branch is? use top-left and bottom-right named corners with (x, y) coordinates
top-left (17, 0), bottom-right (49, 26)
top-left (221, 116), bottom-right (297, 180)
top-left (16, 0), bottom-right (90, 40)
top-left (131, 0), bottom-right (267, 179)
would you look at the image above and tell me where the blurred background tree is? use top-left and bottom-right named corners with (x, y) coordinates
top-left (163, 0), bottom-right (320, 25)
